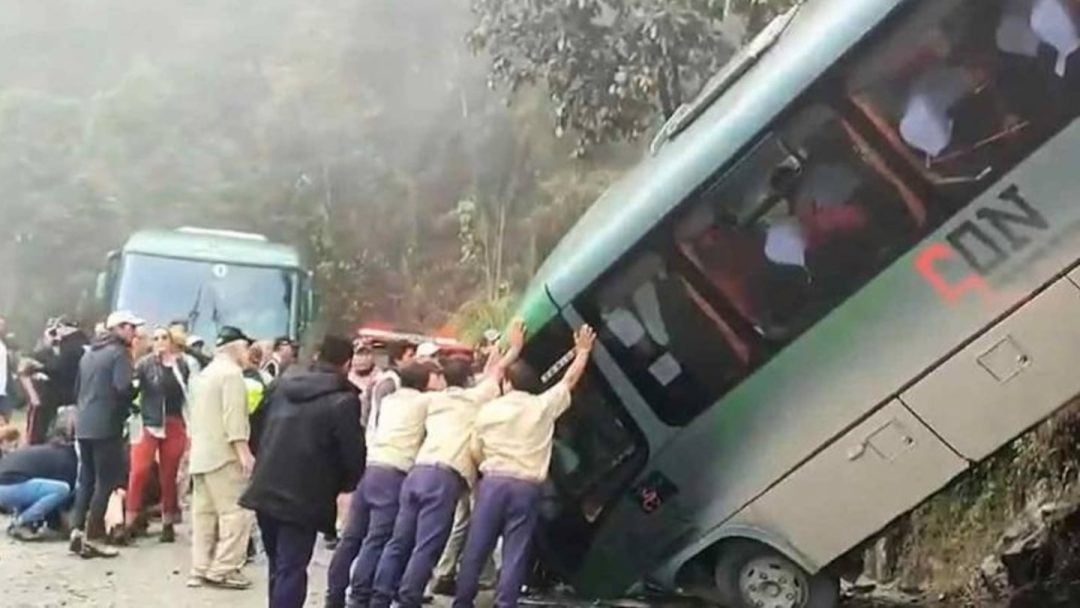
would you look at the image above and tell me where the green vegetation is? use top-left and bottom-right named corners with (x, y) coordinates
top-left (468, 0), bottom-right (797, 155)
top-left (0, 0), bottom-right (790, 343)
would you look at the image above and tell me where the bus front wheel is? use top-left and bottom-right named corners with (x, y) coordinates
top-left (713, 540), bottom-right (839, 608)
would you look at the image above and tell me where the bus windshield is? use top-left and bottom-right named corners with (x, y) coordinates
top-left (115, 253), bottom-right (296, 339)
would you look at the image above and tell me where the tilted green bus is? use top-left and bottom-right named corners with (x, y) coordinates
top-left (97, 227), bottom-right (315, 340)
top-left (514, 0), bottom-right (1080, 606)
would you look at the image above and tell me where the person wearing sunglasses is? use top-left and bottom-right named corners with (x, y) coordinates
top-left (123, 326), bottom-right (192, 543)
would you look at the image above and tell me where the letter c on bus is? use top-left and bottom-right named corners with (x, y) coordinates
top-left (914, 243), bottom-right (989, 304)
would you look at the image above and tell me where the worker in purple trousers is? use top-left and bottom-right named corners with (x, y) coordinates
top-left (368, 320), bottom-right (526, 608)
top-left (453, 323), bottom-right (596, 608)
top-left (342, 361), bottom-right (444, 608)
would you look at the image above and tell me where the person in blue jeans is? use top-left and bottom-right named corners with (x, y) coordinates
top-left (0, 427), bottom-right (78, 541)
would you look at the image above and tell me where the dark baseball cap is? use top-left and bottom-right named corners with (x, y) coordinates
top-left (216, 326), bottom-right (253, 348)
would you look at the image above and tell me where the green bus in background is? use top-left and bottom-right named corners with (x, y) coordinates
top-left (514, 0), bottom-right (1080, 607)
top-left (97, 227), bottom-right (315, 341)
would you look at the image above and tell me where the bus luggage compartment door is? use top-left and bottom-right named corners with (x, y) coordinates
top-left (736, 400), bottom-right (966, 570)
top-left (902, 278), bottom-right (1080, 462)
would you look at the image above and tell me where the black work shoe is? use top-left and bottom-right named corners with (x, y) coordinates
top-left (430, 577), bottom-right (456, 597)
top-left (68, 530), bottom-right (84, 555)
top-left (324, 533), bottom-right (340, 551)
top-left (160, 524), bottom-right (176, 544)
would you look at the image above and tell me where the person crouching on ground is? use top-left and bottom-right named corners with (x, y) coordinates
top-left (187, 326), bottom-right (257, 590)
top-left (124, 326), bottom-right (191, 543)
top-left (327, 360), bottom-right (443, 608)
top-left (0, 409), bottom-right (78, 541)
top-left (240, 335), bottom-right (366, 608)
top-left (453, 324), bottom-right (596, 608)
top-left (70, 310), bottom-right (143, 560)
top-left (369, 319), bottom-right (526, 608)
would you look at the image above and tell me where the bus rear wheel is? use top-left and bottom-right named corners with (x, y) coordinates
top-left (713, 540), bottom-right (839, 608)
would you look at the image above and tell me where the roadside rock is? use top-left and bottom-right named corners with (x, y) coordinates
top-left (967, 495), bottom-right (1080, 604)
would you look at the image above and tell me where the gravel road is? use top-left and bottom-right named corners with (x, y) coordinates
top-left (0, 515), bottom-right (910, 608)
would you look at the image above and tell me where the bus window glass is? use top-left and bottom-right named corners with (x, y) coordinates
top-left (579, 253), bottom-right (751, 425)
top-left (677, 105), bottom-right (923, 344)
top-left (116, 254), bottom-right (295, 339)
top-left (848, 0), bottom-right (1080, 199)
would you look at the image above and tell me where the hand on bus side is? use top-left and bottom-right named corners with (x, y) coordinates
top-left (574, 324), bottom-right (596, 355)
top-left (507, 318), bottom-right (526, 351)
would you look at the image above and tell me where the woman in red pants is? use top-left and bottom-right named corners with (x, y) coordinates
top-left (125, 327), bottom-right (191, 542)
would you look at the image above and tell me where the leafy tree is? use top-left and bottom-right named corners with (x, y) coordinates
top-left (467, 0), bottom-right (797, 153)
top-left (0, 0), bottom-right (633, 343)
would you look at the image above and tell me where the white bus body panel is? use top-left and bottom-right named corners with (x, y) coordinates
top-left (729, 399), bottom-right (966, 569)
top-left (903, 278), bottom-right (1080, 461)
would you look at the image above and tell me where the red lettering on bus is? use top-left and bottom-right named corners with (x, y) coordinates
top-left (915, 243), bottom-right (989, 304)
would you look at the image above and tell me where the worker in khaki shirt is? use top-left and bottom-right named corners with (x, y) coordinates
top-left (454, 323), bottom-right (596, 608)
top-left (187, 326), bottom-right (256, 591)
top-left (343, 361), bottom-right (445, 608)
top-left (369, 320), bottom-right (526, 608)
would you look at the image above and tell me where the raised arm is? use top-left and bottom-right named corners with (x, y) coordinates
top-left (479, 318), bottom-right (526, 385)
top-left (558, 324), bottom-right (596, 394)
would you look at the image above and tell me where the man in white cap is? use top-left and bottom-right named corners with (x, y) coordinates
top-left (69, 310), bottom-right (144, 559)
top-left (415, 342), bottom-right (440, 363)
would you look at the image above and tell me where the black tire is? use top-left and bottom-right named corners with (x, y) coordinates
top-left (713, 540), bottom-right (839, 608)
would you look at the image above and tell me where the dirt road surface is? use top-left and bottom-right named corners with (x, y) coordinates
top-left (0, 514), bottom-right (899, 608)
top-left (0, 516), bottom-right (315, 608)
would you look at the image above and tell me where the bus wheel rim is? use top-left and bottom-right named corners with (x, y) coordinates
top-left (738, 555), bottom-right (807, 608)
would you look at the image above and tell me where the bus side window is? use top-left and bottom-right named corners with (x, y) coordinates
top-left (676, 104), bottom-right (923, 346)
top-left (847, 0), bottom-right (1080, 197)
top-left (579, 252), bottom-right (750, 426)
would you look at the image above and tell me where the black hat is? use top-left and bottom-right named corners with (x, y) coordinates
top-left (216, 326), bottom-right (253, 348)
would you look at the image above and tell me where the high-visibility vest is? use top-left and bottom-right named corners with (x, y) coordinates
top-left (245, 376), bottom-right (266, 415)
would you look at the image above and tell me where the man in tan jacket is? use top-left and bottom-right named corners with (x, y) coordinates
top-left (187, 326), bottom-right (256, 590)
top-left (368, 320), bottom-right (525, 608)
top-left (453, 323), bottom-right (596, 608)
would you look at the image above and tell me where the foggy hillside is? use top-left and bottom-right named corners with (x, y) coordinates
top-left (0, 0), bottom-right (582, 339)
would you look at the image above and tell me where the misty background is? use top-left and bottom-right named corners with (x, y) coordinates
top-left (0, 0), bottom-right (782, 342)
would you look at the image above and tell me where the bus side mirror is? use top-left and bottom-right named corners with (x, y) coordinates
top-left (306, 271), bottom-right (319, 323)
top-left (97, 250), bottom-right (120, 304)
top-left (95, 272), bottom-right (108, 302)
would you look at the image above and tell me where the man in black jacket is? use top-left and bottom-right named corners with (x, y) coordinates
top-left (69, 310), bottom-right (143, 559)
top-left (25, 317), bottom-right (88, 445)
top-left (241, 335), bottom-right (365, 608)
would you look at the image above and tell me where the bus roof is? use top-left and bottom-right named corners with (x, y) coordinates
top-left (123, 229), bottom-right (303, 269)
top-left (522, 0), bottom-right (905, 316)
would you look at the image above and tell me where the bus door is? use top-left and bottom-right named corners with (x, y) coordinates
top-left (556, 250), bottom-right (765, 594)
